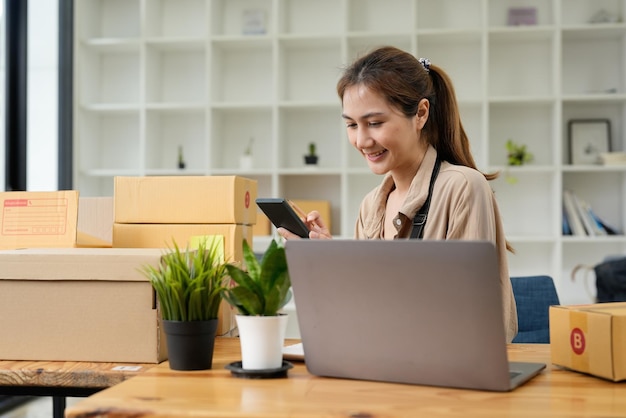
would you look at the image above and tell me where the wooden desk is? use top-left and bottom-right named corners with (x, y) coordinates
top-left (0, 359), bottom-right (153, 418)
top-left (65, 337), bottom-right (626, 418)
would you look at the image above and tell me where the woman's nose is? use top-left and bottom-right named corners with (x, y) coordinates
top-left (354, 127), bottom-right (371, 149)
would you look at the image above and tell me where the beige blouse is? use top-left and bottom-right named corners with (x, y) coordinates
top-left (355, 146), bottom-right (518, 343)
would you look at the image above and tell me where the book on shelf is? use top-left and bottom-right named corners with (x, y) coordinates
top-left (563, 190), bottom-right (586, 236)
top-left (562, 189), bottom-right (616, 237)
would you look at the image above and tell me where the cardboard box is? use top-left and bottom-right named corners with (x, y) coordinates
top-left (550, 303), bottom-right (626, 381)
top-left (253, 211), bottom-right (271, 236)
top-left (114, 176), bottom-right (257, 225)
top-left (0, 190), bottom-right (79, 249)
top-left (0, 248), bottom-right (168, 363)
top-left (289, 199), bottom-right (332, 232)
top-left (112, 223), bottom-right (252, 263)
top-left (77, 196), bottom-right (114, 246)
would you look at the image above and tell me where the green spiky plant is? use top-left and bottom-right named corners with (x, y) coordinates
top-left (140, 239), bottom-right (229, 322)
top-left (223, 239), bottom-right (291, 316)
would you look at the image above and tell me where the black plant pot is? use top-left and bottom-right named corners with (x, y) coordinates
top-left (304, 155), bottom-right (318, 165)
top-left (163, 319), bottom-right (218, 371)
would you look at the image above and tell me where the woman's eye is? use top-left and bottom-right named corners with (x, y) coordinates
top-left (369, 121), bottom-right (381, 127)
top-left (346, 123), bottom-right (357, 129)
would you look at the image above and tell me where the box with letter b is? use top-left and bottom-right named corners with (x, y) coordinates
top-left (550, 303), bottom-right (626, 381)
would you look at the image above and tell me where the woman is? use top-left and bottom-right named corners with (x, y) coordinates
top-left (278, 46), bottom-right (518, 342)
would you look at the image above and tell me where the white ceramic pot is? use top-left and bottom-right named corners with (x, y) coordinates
top-left (236, 314), bottom-right (288, 370)
top-left (239, 155), bottom-right (253, 170)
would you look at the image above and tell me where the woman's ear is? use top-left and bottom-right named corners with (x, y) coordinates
top-left (415, 98), bottom-right (429, 129)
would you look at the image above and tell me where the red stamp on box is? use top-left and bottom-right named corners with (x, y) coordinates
top-left (570, 328), bottom-right (586, 355)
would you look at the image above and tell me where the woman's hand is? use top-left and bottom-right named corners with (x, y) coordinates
top-left (277, 210), bottom-right (332, 240)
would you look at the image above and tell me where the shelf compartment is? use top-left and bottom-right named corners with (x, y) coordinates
top-left (488, 30), bottom-right (555, 98)
top-left (488, 0), bottom-right (555, 28)
top-left (211, 40), bottom-right (273, 103)
top-left (348, 0), bottom-right (414, 33)
top-left (145, 0), bottom-right (207, 38)
top-left (417, 32), bottom-right (483, 102)
top-left (210, 107), bottom-right (274, 170)
top-left (279, 174), bottom-right (342, 236)
top-left (562, 28), bottom-right (625, 96)
top-left (562, 101), bottom-right (626, 163)
top-left (507, 241), bottom-right (557, 284)
top-left (76, 0), bottom-right (140, 40)
top-left (417, 0), bottom-right (483, 30)
top-left (489, 101), bottom-right (556, 166)
top-left (76, 109), bottom-right (141, 172)
top-left (562, 240), bottom-right (626, 305)
top-left (145, 43), bottom-right (206, 104)
top-left (491, 171), bottom-right (557, 238)
top-left (278, 38), bottom-right (342, 102)
top-left (77, 46), bottom-right (140, 105)
top-left (563, 171), bottom-right (625, 236)
top-left (278, 106), bottom-right (342, 170)
top-left (211, 0), bottom-right (273, 36)
top-left (561, 0), bottom-right (623, 27)
top-left (278, 0), bottom-right (343, 35)
top-left (145, 108), bottom-right (207, 171)
top-left (347, 35), bottom-right (412, 62)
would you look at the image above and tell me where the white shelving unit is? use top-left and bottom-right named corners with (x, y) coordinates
top-left (73, 0), bottom-right (626, 305)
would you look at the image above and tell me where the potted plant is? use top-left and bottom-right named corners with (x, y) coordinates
top-left (140, 239), bottom-right (229, 371)
top-left (240, 137), bottom-right (254, 170)
top-left (223, 238), bottom-right (292, 371)
top-left (304, 142), bottom-right (318, 165)
top-left (505, 139), bottom-right (534, 184)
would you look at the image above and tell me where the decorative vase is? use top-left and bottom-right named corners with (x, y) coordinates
top-left (163, 319), bottom-right (218, 371)
top-left (304, 155), bottom-right (318, 165)
top-left (236, 314), bottom-right (288, 370)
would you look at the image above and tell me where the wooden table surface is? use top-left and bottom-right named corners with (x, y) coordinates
top-left (65, 337), bottom-right (626, 418)
top-left (0, 359), bottom-right (152, 390)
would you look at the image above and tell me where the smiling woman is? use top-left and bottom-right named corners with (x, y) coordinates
top-left (277, 46), bottom-right (519, 343)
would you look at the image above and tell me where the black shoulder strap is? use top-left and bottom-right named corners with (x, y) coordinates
top-left (410, 158), bottom-right (441, 239)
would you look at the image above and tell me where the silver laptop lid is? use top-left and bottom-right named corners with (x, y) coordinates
top-left (285, 239), bottom-right (514, 391)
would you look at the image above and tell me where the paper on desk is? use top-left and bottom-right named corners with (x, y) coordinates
top-left (282, 343), bottom-right (304, 361)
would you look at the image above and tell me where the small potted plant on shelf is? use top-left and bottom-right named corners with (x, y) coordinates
top-left (223, 238), bottom-right (292, 373)
top-left (140, 239), bottom-right (229, 371)
top-left (304, 142), bottom-right (319, 165)
top-left (240, 137), bottom-right (254, 170)
top-left (505, 139), bottom-right (534, 184)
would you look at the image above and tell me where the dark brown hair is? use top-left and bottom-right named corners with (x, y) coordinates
top-left (337, 45), bottom-right (497, 181)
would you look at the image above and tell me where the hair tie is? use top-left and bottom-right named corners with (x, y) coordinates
top-left (418, 57), bottom-right (431, 73)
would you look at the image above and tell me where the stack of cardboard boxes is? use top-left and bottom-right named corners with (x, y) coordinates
top-left (0, 175), bottom-right (257, 363)
top-left (112, 175), bottom-right (257, 336)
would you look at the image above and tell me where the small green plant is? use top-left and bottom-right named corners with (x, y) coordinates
top-left (506, 139), bottom-right (533, 166)
top-left (140, 239), bottom-right (228, 322)
top-left (244, 137), bottom-right (254, 156)
top-left (304, 142), bottom-right (319, 165)
top-left (223, 239), bottom-right (291, 316)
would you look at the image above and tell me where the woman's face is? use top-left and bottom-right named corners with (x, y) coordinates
top-left (341, 84), bottom-right (428, 176)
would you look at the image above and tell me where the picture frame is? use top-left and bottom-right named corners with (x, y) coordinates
top-left (568, 119), bottom-right (611, 165)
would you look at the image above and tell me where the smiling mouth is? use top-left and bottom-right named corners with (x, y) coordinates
top-left (364, 149), bottom-right (387, 160)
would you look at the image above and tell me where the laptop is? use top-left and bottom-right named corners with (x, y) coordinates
top-left (284, 239), bottom-right (546, 392)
